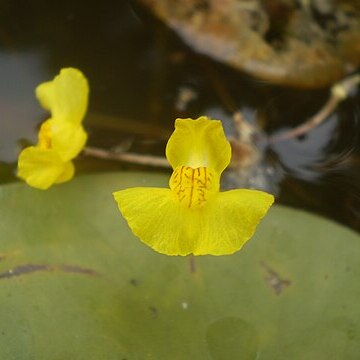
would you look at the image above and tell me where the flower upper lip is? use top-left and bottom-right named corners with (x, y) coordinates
top-left (17, 68), bottom-right (89, 190)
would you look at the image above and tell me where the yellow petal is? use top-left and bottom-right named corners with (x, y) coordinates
top-left (47, 119), bottom-right (87, 161)
top-left (193, 189), bottom-right (275, 255)
top-left (55, 161), bottom-right (75, 184)
top-left (17, 146), bottom-right (67, 190)
top-left (114, 188), bottom-right (200, 256)
top-left (36, 68), bottom-right (89, 125)
top-left (114, 186), bottom-right (274, 256)
top-left (166, 116), bottom-right (231, 174)
top-left (38, 120), bottom-right (53, 149)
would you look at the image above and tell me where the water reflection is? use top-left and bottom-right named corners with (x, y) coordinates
top-left (0, 51), bottom-right (46, 161)
top-left (0, 0), bottom-right (359, 232)
top-left (271, 114), bottom-right (338, 181)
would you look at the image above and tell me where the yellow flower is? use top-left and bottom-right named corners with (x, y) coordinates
top-left (17, 68), bottom-right (89, 190)
top-left (113, 116), bottom-right (274, 256)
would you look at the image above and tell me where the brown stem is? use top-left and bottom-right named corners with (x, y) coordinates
top-left (189, 255), bottom-right (196, 274)
top-left (83, 146), bottom-right (170, 168)
top-left (269, 73), bottom-right (360, 143)
top-left (269, 96), bottom-right (340, 143)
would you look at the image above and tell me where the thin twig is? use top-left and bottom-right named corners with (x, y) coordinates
top-left (189, 255), bottom-right (196, 274)
top-left (269, 96), bottom-right (340, 142)
top-left (269, 74), bottom-right (360, 143)
top-left (83, 146), bottom-right (170, 168)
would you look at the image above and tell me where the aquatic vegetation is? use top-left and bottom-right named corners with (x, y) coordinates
top-left (114, 116), bottom-right (274, 256)
top-left (17, 68), bottom-right (89, 190)
top-left (1, 172), bottom-right (360, 358)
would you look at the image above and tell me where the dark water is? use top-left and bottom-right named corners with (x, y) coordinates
top-left (0, 0), bottom-right (359, 231)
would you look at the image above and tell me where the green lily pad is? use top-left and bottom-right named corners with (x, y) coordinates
top-left (0, 172), bottom-right (359, 359)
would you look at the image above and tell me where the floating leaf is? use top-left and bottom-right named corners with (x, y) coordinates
top-left (0, 172), bottom-right (359, 359)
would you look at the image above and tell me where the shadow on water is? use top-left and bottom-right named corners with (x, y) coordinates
top-left (0, 0), bottom-right (359, 231)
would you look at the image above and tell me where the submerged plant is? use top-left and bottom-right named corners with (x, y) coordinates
top-left (17, 68), bottom-right (89, 190)
top-left (114, 116), bottom-right (274, 256)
